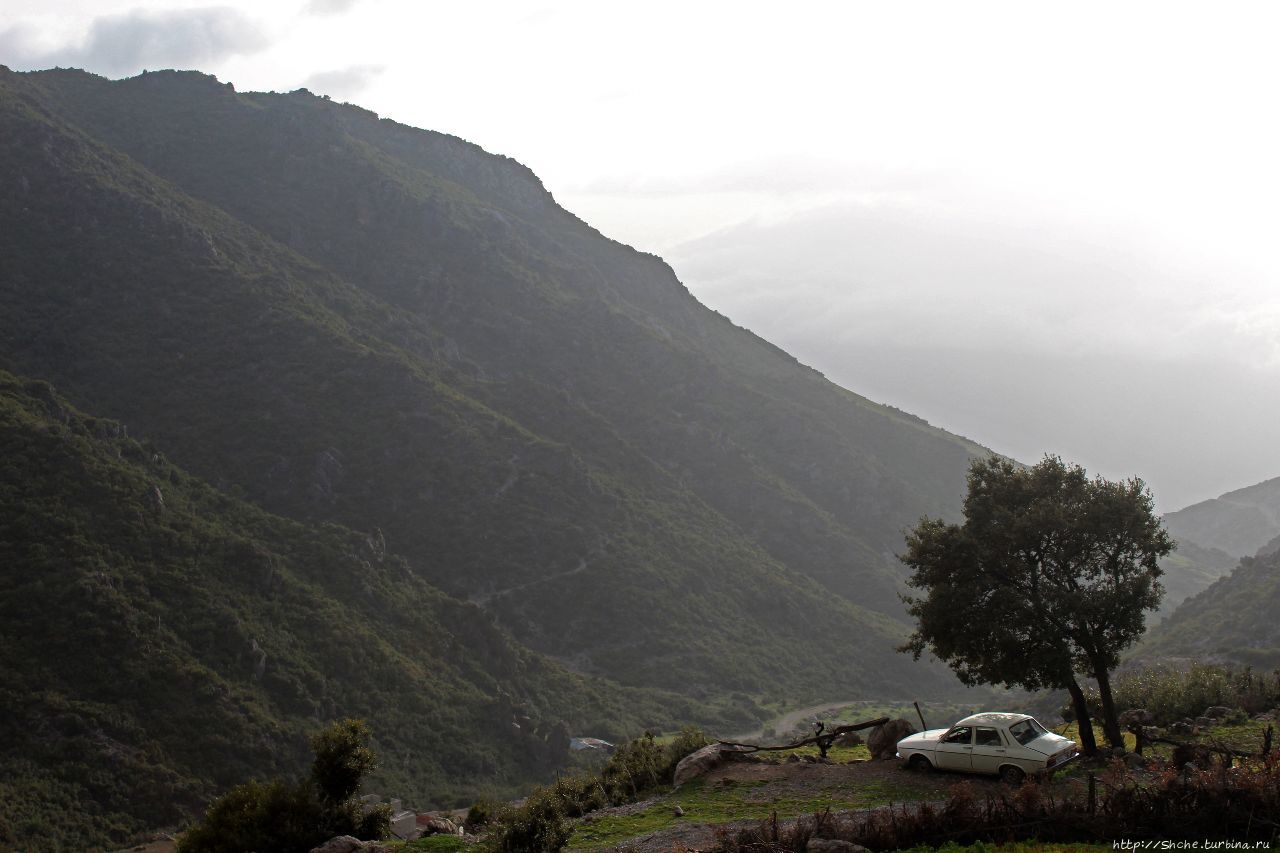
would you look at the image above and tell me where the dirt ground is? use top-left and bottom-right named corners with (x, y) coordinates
top-left (589, 756), bottom-right (1020, 852)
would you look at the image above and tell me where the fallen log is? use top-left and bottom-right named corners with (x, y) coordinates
top-left (717, 716), bottom-right (891, 757)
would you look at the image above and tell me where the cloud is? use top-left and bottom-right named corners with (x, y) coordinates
top-left (304, 0), bottom-right (362, 15)
top-left (665, 199), bottom-right (1280, 511)
top-left (2, 6), bottom-right (270, 77)
top-left (574, 156), bottom-right (945, 199)
top-left (302, 64), bottom-right (385, 99)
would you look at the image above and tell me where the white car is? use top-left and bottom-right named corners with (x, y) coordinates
top-left (895, 712), bottom-right (1078, 784)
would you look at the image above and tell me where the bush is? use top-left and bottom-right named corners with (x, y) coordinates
top-left (1089, 664), bottom-right (1280, 724)
top-left (178, 719), bottom-right (387, 853)
top-left (485, 728), bottom-right (711, 851)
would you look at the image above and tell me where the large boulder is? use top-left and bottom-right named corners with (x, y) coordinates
top-left (310, 838), bottom-right (386, 853)
top-left (867, 719), bottom-right (917, 760)
top-left (1119, 709), bottom-right (1155, 729)
top-left (806, 839), bottom-right (867, 852)
top-left (674, 744), bottom-right (749, 787)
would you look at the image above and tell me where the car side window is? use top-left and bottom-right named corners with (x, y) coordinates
top-left (975, 727), bottom-right (1002, 747)
top-left (942, 726), bottom-right (972, 745)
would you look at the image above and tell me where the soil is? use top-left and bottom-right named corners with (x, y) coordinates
top-left (584, 755), bottom-right (1014, 852)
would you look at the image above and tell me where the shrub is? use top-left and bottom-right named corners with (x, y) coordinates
top-left (178, 719), bottom-right (386, 853)
top-left (1089, 664), bottom-right (1280, 724)
top-left (485, 728), bottom-right (710, 851)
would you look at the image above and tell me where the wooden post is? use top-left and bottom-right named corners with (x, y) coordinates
top-left (1087, 773), bottom-right (1097, 815)
top-left (913, 701), bottom-right (928, 731)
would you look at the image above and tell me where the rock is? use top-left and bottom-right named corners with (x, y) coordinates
top-left (1119, 708), bottom-right (1155, 728)
top-left (1141, 726), bottom-right (1160, 742)
top-left (786, 753), bottom-right (801, 763)
top-left (423, 818), bottom-right (458, 835)
top-left (310, 838), bottom-right (385, 853)
top-left (1112, 746), bottom-right (1127, 758)
top-left (673, 805), bottom-right (684, 817)
top-left (1124, 752), bottom-right (1147, 769)
top-left (673, 744), bottom-right (728, 787)
top-left (1194, 716), bottom-right (1214, 728)
top-left (1204, 706), bottom-right (1233, 719)
top-left (834, 730), bottom-right (863, 747)
top-left (1169, 721), bottom-right (1193, 735)
top-left (867, 719), bottom-right (917, 760)
top-left (806, 839), bottom-right (867, 852)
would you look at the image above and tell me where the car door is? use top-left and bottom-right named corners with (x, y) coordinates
top-left (970, 726), bottom-right (1009, 774)
top-left (933, 726), bottom-right (973, 770)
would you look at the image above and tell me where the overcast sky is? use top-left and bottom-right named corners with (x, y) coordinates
top-left (4, 0), bottom-right (1278, 511)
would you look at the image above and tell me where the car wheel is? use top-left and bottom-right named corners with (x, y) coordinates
top-left (908, 754), bottom-right (933, 772)
top-left (999, 765), bottom-right (1026, 785)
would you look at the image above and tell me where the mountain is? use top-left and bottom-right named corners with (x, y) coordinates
top-left (0, 370), bottom-right (704, 850)
top-left (1161, 477), bottom-right (1280, 558)
top-left (0, 65), bottom-right (989, 696)
top-left (1153, 538), bottom-right (1238, 622)
top-left (0, 65), bottom-right (998, 846)
top-left (1137, 547), bottom-right (1280, 670)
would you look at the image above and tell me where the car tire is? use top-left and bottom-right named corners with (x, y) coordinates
top-left (999, 765), bottom-right (1026, 786)
top-left (908, 754), bottom-right (933, 772)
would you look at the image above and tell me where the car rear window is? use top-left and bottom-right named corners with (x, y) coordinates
top-left (1008, 719), bottom-right (1047, 745)
top-left (975, 727), bottom-right (1002, 747)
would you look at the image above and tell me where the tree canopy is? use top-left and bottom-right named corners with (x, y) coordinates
top-left (900, 455), bottom-right (1174, 751)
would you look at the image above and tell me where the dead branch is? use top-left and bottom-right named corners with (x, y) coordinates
top-left (716, 716), bottom-right (891, 753)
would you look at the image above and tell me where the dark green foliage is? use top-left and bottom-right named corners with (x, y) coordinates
top-left (311, 720), bottom-right (378, 804)
top-left (0, 371), bottom-right (694, 850)
top-left (901, 456), bottom-right (1174, 751)
top-left (0, 65), bottom-right (983, 707)
top-left (178, 719), bottom-right (388, 853)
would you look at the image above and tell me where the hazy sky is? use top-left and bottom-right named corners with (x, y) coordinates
top-left (4, 0), bottom-right (1278, 511)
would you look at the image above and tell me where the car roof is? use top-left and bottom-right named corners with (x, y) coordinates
top-left (955, 712), bottom-right (1033, 727)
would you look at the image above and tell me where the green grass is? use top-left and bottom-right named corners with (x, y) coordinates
top-left (567, 776), bottom-right (921, 850)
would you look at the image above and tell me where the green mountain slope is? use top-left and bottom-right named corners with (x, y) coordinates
top-left (0, 65), bottom-right (989, 700)
top-left (1137, 548), bottom-right (1280, 670)
top-left (1154, 538), bottom-right (1238, 622)
top-left (1162, 477), bottom-right (1280, 558)
top-left (0, 370), bottom-right (709, 851)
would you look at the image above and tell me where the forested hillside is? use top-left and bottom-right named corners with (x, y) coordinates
top-left (0, 65), bottom-right (999, 849)
top-left (1138, 548), bottom-right (1280, 670)
top-left (0, 371), bottom-right (706, 850)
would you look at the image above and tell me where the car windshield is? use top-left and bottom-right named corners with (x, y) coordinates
top-left (1008, 718), bottom-right (1048, 746)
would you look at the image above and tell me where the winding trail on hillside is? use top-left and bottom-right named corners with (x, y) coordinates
top-left (722, 699), bottom-right (863, 743)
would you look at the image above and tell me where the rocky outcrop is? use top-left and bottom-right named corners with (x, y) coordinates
top-left (310, 837), bottom-right (387, 853)
top-left (672, 743), bottom-right (755, 787)
top-left (867, 719), bottom-right (917, 760)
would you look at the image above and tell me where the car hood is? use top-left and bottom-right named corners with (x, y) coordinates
top-left (1025, 732), bottom-right (1076, 756)
top-left (897, 729), bottom-right (949, 748)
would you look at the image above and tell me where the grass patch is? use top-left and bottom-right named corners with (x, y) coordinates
top-left (567, 775), bottom-right (922, 850)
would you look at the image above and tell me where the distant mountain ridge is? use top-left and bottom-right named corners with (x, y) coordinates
top-left (1162, 476), bottom-right (1280, 558)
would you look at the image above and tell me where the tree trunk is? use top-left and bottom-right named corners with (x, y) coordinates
top-left (1093, 662), bottom-right (1125, 749)
top-left (1065, 677), bottom-right (1098, 755)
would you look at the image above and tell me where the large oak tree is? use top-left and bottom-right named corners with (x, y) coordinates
top-left (900, 456), bottom-right (1173, 752)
